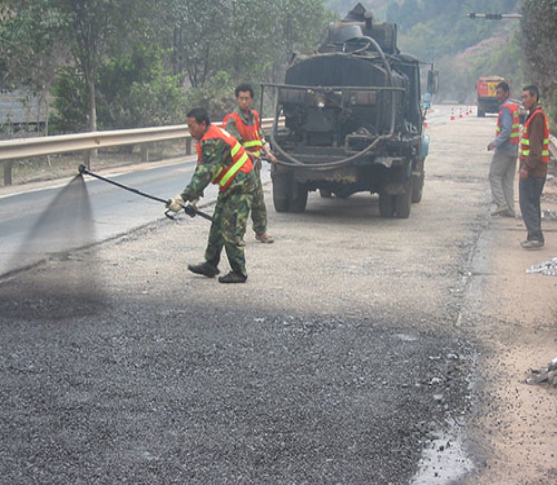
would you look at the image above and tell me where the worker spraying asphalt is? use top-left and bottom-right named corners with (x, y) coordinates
top-left (166, 107), bottom-right (256, 284)
top-left (1, 114), bottom-right (252, 319)
top-left (0, 162), bottom-right (215, 318)
top-left (1, 160), bottom-right (214, 280)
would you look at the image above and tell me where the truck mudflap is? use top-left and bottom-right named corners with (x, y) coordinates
top-left (420, 134), bottom-right (430, 160)
top-left (382, 158), bottom-right (413, 195)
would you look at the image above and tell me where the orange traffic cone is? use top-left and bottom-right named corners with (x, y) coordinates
top-left (450, 108), bottom-right (455, 121)
top-left (424, 115), bottom-right (428, 128)
top-left (467, 106), bottom-right (471, 116)
top-left (459, 108), bottom-right (463, 118)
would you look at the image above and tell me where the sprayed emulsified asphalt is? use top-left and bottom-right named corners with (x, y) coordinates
top-left (0, 160), bottom-right (197, 275)
top-left (1, 175), bottom-right (96, 275)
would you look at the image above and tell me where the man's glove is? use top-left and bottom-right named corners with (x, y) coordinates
top-left (166, 194), bottom-right (185, 212)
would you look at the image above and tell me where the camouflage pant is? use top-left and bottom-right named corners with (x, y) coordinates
top-left (204, 183), bottom-right (254, 277)
top-left (251, 163), bottom-right (267, 234)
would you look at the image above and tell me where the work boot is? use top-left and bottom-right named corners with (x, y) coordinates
top-left (255, 233), bottom-right (274, 244)
top-left (520, 240), bottom-right (544, 250)
top-left (218, 272), bottom-right (247, 284)
top-left (187, 262), bottom-right (220, 278)
top-left (490, 207), bottom-right (511, 217)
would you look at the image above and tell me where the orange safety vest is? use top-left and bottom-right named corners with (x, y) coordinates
top-left (195, 124), bottom-right (253, 191)
top-left (222, 110), bottom-right (264, 157)
top-left (496, 102), bottom-right (520, 144)
top-left (519, 109), bottom-right (550, 164)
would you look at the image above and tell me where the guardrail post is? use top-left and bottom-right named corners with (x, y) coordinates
top-left (83, 150), bottom-right (91, 170)
top-left (3, 160), bottom-right (13, 186)
top-left (186, 137), bottom-right (192, 155)
top-left (141, 144), bottom-right (149, 162)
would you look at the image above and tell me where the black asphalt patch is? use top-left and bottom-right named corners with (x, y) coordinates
top-left (0, 299), bottom-right (475, 484)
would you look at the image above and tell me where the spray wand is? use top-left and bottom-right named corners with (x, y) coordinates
top-left (78, 165), bottom-right (213, 222)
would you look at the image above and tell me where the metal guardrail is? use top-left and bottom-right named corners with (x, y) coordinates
top-left (0, 118), bottom-right (278, 186)
top-left (1, 119), bottom-right (554, 187)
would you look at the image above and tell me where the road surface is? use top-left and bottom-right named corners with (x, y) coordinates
top-left (1, 110), bottom-right (556, 484)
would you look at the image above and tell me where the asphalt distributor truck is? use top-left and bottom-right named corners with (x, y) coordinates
top-left (262, 3), bottom-right (438, 218)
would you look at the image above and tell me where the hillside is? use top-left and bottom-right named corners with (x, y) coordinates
top-left (326, 0), bottom-right (523, 102)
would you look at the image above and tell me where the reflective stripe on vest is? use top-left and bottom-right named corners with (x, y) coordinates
top-left (222, 110), bottom-right (263, 156)
top-left (195, 124), bottom-right (253, 190)
top-left (496, 102), bottom-right (520, 144)
top-left (519, 109), bottom-right (550, 163)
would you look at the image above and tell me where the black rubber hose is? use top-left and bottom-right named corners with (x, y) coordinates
top-left (271, 37), bottom-right (396, 170)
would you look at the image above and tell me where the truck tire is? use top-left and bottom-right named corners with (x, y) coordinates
top-left (411, 159), bottom-right (425, 204)
top-left (319, 189), bottom-right (333, 198)
top-left (411, 172), bottom-right (424, 203)
top-left (272, 174), bottom-right (291, 213)
top-left (379, 191), bottom-right (395, 218)
top-left (394, 177), bottom-right (413, 219)
top-left (289, 180), bottom-right (308, 213)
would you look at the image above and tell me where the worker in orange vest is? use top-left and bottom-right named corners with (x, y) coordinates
top-left (167, 107), bottom-right (255, 283)
top-left (487, 81), bottom-right (520, 217)
top-left (223, 84), bottom-right (277, 244)
top-left (518, 85), bottom-right (550, 249)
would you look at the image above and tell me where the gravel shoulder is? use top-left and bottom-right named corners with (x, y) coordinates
top-left (463, 160), bottom-right (557, 484)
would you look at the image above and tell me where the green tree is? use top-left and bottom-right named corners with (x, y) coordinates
top-left (4, 0), bottom-right (330, 133)
top-left (53, 0), bottom-right (114, 133)
top-left (160, 0), bottom-right (228, 88)
top-left (49, 0), bottom-right (158, 132)
top-left (158, 0), bottom-right (329, 115)
top-left (50, 45), bottom-right (186, 132)
top-left (160, 0), bottom-right (328, 89)
top-left (49, 67), bottom-right (88, 133)
top-left (521, 0), bottom-right (557, 127)
top-left (97, 45), bottom-right (185, 128)
top-left (399, 22), bottom-right (438, 61)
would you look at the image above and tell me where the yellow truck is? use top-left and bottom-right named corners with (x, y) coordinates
top-left (476, 75), bottom-right (508, 117)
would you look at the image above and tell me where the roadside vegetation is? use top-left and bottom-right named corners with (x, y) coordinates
top-left (0, 0), bottom-right (555, 138)
top-left (0, 0), bottom-right (330, 136)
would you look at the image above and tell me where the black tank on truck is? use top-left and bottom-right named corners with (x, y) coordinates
top-left (261, 3), bottom-right (438, 218)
